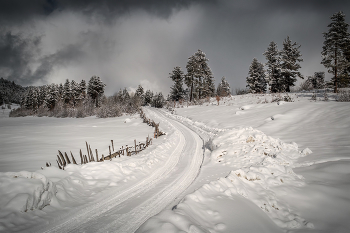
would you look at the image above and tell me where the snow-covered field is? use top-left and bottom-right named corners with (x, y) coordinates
top-left (1, 93), bottom-right (349, 233)
top-left (138, 93), bottom-right (350, 233)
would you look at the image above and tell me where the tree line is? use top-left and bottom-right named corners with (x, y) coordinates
top-left (9, 76), bottom-right (169, 118)
top-left (246, 11), bottom-right (350, 94)
top-left (168, 49), bottom-right (231, 103)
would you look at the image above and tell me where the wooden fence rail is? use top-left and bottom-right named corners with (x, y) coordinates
top-left (47, 108), bottom-right (164, 170)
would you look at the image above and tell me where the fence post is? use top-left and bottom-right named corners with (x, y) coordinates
top-left (80, 149), bottom-right (83, 164)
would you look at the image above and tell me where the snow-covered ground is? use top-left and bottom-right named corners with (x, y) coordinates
top-left (1, 93), bottom-right (350, 233)
top-left (138, 93), bottom-right (350, 233)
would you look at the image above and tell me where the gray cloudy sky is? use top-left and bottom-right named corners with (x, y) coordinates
top-left (1, 0), bottom-right (350, 95)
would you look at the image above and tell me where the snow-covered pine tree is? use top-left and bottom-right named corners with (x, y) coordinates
top-left (217, 76), bottom-right (231, 97)
top-left (152, 92), bottom-right (165, 108)
top-left (169, 66), bottom-right (185, 101)
top-left (135, 85), bottom-right (144, 98)
top-left (57, 83), bottom-right (64, 100)
top-left (322, 11), bottom-right (350, 93)
top-left (45, 84), bottom-right (59, 110)
top-left (63, 79), bottom-right (72, 105)
top-left (134, 85), bottom-right (145, 106)
top-left (144, 90), bottom-right (153, 106)
top-left (185, 50), bottom-right (214, 101)
top-left (264, 42), bottom-right (283, 93)
top-left (122, 88), bottom-right (130, 103)
top-left (76, 79), bottom-right (86, 103)
top-left (87, 76), bottom-right (106, 107)
top-left (202, 75), bottom-right (216, 98)
top-left (38, 85), bottom-right (48, 107)
top-left (71, 80), bottom-right (80, 107)
top-left (314, 71), bottom-right (325, 90)
top-left (247, 58), bottom-right (266, 93)
top-left (280, 36), bottom-right (303, 92)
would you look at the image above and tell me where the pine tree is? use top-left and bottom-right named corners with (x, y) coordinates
top-left (63, 79), bottom-right (72, 105)
top-left (144, 90), bottom-right (153, 105)
top-left (280, 36), bottom-right (303, 92)
top-left (152, 92), bottom-right (165, 108)
top-left (135, 85), bottom-right (144, 98)
top-left (122, 88), bottom-right (130, 103)
top-left (264, 42), bottom-right (283, 93)
top-left (79, 80), bottom-right (86, 99)
top-left (135, 85), bottom-right (145, 106)
top-left (45, 84), bottom-right (59, 110)
top-left (202, 75), bottom-right (216, 98)
top-left (321, 11), bottom-right (350, 93)
top-left (87, 76), bottom-right (106, 107)
top-left (71, 80), bottom-right (80, 107)
top-left (169, 66), bottom-right (185, 101)
top-left (313, 72), bottom-right (325, 90)
top-left (217, 77), bottom-right (231, 97)
top-left (247, 58), bottom-right (266, 93)
top-left (185, 50), bottom-right (214, 101)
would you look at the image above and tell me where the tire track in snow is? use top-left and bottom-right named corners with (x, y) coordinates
top-left (38, 108), bottom-right (203, 233)
top-left (99, 111), bottom-right (203, 233)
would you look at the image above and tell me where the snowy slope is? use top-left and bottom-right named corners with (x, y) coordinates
top-left (139, 93), bottom-right (350, 233)
top-left (1, 93), bottom-right (349, 233)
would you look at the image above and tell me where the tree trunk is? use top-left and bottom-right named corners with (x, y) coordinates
top-left (190, 78), bottom-right (194, 102)
top-left (334, 49), bottom-right (338, 93)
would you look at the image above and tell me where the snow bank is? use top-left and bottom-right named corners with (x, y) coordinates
top-left (139, 127), bottom-right (314, 232)
top-left (0, 171), bottom-right (57, 212)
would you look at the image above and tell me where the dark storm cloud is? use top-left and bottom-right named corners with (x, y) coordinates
top-left (0, 0), bottom-right (216, 87)
top-left (0, 0), bottom-right (350, 92)
top-left (33, 44), bottom-right (86, 84)
top-left (0, 30), bottom-right (85, 85)
top-left (0, 32), bottom-right (41, 85)
top-left (0, 0), bottom-right (216, 24)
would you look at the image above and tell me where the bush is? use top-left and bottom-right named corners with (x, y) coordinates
top-left (271, 94), bottom-right (294, 103)
top-left (337, 90), bottom-right (350, 102)
top-left (9, 108), bottom-right (33, 117)
top-left (235, 88), bottom-right (250, 95)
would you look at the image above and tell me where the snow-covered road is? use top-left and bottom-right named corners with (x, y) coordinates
top-left (36, 108), bottom-right (203, 233)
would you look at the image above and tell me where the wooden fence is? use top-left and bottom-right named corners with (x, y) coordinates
top-left (47, 108), bottom-right (165, 170)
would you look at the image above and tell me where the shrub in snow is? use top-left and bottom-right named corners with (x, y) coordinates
top-left (336, 89), bottom-right (350, 102)
top-left (9, 107), bottom-right (32, 117)
top-left (271, 94), bottom-right (294, 103)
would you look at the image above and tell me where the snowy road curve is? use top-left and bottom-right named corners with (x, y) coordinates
top-left (38, 108), bottom-right (203, 233)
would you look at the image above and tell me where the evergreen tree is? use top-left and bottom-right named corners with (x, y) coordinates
top-left (280, 36), bottom-right (303, 92)
top-left (79, 80), bottom-right (86, 98)
top-left (202, 75), bottom-right (216, 98)
top-left (313, 72), bottom-right (325, 90)
top-left (45, 84), bottom-right (59, 110)
top-left (63, 79), bottom-right (72, 104)
top-left (247, 58), bottom-right (266, 93)
top-left (58, 83), bottom-right (64, 100)
top-left (152, 92), bottom-right (165, 108)
top-left (122, 88), bottom-right (130, 103)
top-left (217, 77), bottom-right (231, 97)
top-left (264, 42), bottom-right (283, 93)
top-left (135, 85), bottom-right (145, 106)
top-left (87, 76), bottom-right (105, 107)
top-left (135, 85), bottom-right (144, 98)
top-left (321, 11), bottom-right (350, 93)
top-left (71, 80), bottom-right (80, 106)
top-left (185, 50), bottom-right (214, 101)
top-left (169, 66), bottom-right (185, 101)
top-left (144, 90), bottom-right (153, 106)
